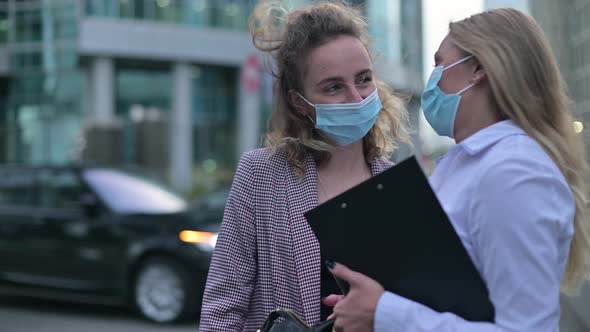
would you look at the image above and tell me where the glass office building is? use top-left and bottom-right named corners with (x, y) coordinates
top-left (0, 0), bottom-right (258, 194)
top-left (486, 0), bottom-right (590, 153)
top-left (0, 0), bottom-right (422, 194)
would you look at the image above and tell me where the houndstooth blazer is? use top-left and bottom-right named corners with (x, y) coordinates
top-left (199, 146), bottom-right (393, 332)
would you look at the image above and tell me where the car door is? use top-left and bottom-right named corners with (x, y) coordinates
top-left (0, 168), bottom-right (45, 280)
top-left (35, 168), bottom-right (127, 292)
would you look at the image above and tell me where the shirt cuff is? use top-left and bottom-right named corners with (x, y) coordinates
top-left (374, 291), bottom-right (411, 332)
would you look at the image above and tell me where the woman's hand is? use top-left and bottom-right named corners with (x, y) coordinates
top-left (325, 262), bottom-right (385, 332)
top-left (323, 294), bottom-right (345, 308)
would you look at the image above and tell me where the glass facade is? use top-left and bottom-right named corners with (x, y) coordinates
top-left (0, 2), bottom-right (8, 44)
top-left (568, 2), bottom-right (590, 116)
top-left (1, 0), bottom-right (83, 164)
top-left (528, 0), bottom-right (590, 149)
top-left (367, 0), bottom-right (400, 62)
top-left (116, 68), bottom-right (172, 117)
top-left (367, 0), bottom-right (422, 75)
top-left (400, 0), bottom-right (422, 71)
top-left (192, 65), bottom-right (238, 193)
top-left (85, 0), bottom-right (257, 30)
top-left (115, 66), bottom-right (172, 171)
top-left (0, 0), bottom-right (246, 187)
top-left (566, 1), bottom-right (590, 148)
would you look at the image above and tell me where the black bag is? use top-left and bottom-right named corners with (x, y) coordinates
top-left (258, 309), bottom-right (334, 332)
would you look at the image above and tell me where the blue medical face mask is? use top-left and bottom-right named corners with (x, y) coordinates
top-left (421, 55), bottom-right (475, 138)
top-left (296, 88), bottom-right (382, 146)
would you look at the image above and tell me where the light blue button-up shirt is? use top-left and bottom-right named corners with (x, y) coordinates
top-left (374, 120), bottom-right (575, 332)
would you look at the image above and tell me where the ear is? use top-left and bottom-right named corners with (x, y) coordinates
top-left (288, 89), bottom-right (311, 116)
top-left (471, 62), bottom-right (487, 84)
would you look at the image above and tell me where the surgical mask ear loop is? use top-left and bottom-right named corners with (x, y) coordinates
top-left (293, 91), bottom-right (316, 126)
top-left (295, 91), bottom-right (314, 107)
top-left (294, 93), bottom-right (326, 138)
top-left (303, 113), bottom-right (334, 143)
top-left (456, 82), bottom-right (475, 95)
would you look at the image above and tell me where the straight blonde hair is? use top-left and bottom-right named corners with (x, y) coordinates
top-left (450, 8), bottom-right (590, 293)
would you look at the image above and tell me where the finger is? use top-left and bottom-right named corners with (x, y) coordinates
top-left (333, 319), bottom-right (344, 332)
top-left (323, 294), bottom-right (344, 307)
top-left (328, 262), bottom-right (362, 287)
top-left (327, 312), bottom-right (335, 320)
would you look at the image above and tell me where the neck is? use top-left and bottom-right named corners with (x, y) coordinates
top-left (319, 140), bottom-right (369, 174)
top-left (454, 91), bottom-right (504, 143)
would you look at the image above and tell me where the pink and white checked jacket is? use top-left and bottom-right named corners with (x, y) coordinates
top-left (199, 147), bottom-right (393, 331)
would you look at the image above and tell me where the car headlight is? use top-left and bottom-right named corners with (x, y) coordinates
top-left (179, 230), bottom-right (218, 252)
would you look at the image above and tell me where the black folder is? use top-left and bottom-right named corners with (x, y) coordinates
top-left (304, 156), bottom-right (495, 322)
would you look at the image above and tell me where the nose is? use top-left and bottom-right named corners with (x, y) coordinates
top-left (348, 87), bottom-right (363, 103)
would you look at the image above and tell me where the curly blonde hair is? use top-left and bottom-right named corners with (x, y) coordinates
top-left (248, 0), bottom-right (411, 177)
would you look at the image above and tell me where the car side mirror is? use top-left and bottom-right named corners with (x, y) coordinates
top-left (80, 193), bottom-right (100, 218)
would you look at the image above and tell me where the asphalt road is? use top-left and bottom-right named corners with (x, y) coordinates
top-left (0, 295), bottom-right (198, 332)
top-left (1, 286), bottom-right (588, 332)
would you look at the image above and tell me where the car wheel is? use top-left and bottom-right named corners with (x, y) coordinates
top-left (133, 256), bottom-right (196, 323)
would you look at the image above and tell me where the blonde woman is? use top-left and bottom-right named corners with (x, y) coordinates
top-left (323, 8), bottom-right (590, 332)
top-left (198, 1), bottom-right (410, 331)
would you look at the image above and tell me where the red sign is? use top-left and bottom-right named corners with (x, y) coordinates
top-left (241, 54), bottom-right (261, 94)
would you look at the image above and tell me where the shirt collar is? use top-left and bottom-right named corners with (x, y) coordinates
top-left (458, 120), bottom-right (526, 156)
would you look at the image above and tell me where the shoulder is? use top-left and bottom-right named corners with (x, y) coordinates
top-left (479, 134), bottom-right (563, 181)
top-left (229, 148), bottom-right (292, 203)
top-left (237, 146), bottom-right (291, 177)
top-left (372, 157), bottom-right (395, 174)
top-left (474, 136), bottom-right (572, 208)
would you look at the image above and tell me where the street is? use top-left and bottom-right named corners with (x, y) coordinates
top-left (0, 290), bottom-right (588, 332)
top-left (0, 295), bottom-right (198, 332)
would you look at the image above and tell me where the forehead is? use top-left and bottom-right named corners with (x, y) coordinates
top-left (304, 35), bottom-right (372, 83)
top-left (437, 35), bottom-right (463, 58)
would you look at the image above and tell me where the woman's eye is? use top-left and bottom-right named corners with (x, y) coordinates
top-left (325, 85), bottom-right (341, 93)
top-left (357, 76), bottom-right (372, 85)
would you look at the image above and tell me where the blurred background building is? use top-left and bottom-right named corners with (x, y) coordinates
top-left (527, 2), bottom-right (590, 330)
top-left (0, 0), bottom-right (422, 195)
top-left (0, 0), bottom-right (260, 196)
top-left (528, 0), bottom-right (590, 153)
top-left (485, 0), bottom-right (589, 153)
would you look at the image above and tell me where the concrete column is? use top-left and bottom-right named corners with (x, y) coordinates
top-left (170, 62), bottom-right (194, 194)
top-left (90, 57), bottom-right (115, 125)
top-left (82, 57), bottom-right (121, 164)
top-left (83, 67), bottom-right (94, 125)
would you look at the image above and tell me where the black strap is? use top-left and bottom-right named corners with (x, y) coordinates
top-left (259, 309), bottom-right (335, 332)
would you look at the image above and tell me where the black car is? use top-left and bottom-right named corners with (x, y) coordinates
top-left (0, 165), bottom-right (224, 323)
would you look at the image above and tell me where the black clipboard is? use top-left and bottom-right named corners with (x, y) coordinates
top-left (304, 156), bottom-right (495, 322)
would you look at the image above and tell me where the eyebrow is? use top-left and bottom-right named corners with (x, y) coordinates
top-left (434, 52), bottom-right (441, 62)
top-left (316, 69), bottom-right (373, 86)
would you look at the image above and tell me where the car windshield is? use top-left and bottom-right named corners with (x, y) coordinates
top-left (83, 169), bottom-right (187, 214)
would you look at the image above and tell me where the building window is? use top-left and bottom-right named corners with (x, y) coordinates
top-left (7, 101), bottom-right (83, 164)
top-left (0, 4), bottom-right (8, 44)
top-left (52, 4), bottom-right (78, 40)
top-left (116, 68), bottom-right (172, 117)
top-left (85, 0), bottom-right (114, 17)
top-left (15, 8), bottom-right (42, 42)
top-left (115, 66), bottom-right (171, 168)
top-left (192, 65), bottom-right (238, 193)
top-left (84, 0), bottom-right (257, 31)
